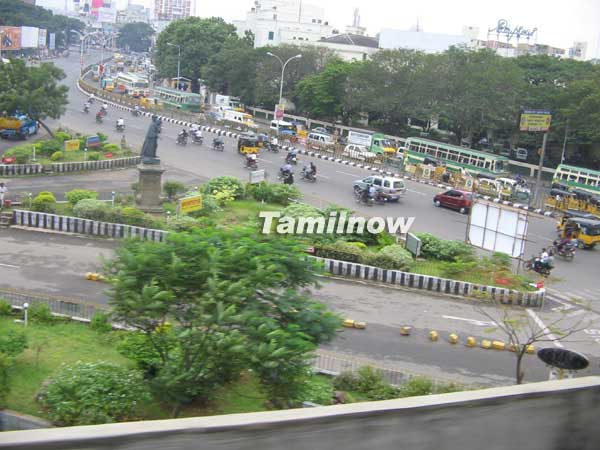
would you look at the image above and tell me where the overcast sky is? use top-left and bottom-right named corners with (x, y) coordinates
top-left (133, 0), bottom-right (600, 58)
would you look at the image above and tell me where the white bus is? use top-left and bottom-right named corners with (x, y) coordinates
top-left (114, 73), bottom-right (149, 98)
top-left (553, 164), bottom-right (600, 195)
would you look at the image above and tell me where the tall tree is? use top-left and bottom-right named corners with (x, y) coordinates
top-left (108, 228), bottom-right (340, 415)
top-left (0, 59), bottom-right (68, 136)
top-left (117, 22), bottom-right (155, 53)
top-left (154, 17), bottom-right (238, 91)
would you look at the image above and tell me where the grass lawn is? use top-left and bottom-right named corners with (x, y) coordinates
top-left (213, 200), bottom-right (282, 228)
top-left (0, 317), bottom-right (268, 420)
top-left (36, 149), bottom-right (134, 165)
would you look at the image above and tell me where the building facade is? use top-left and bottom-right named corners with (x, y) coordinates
top-left (378, 28), bottom-right (474, 53)
top-left (305, 33), bottom-right (379, 61)
top-left (154, 0), bottom-right (191, 22)
top-left (233, 0), bottom-right (333, 48)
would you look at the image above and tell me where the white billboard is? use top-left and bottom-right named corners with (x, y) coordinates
top-left (38, 28), bottom-right (47, 48)
top-left (97, 7), bottom-right (117, 23)
top-left (467, 200), bottom-right (529, 258)
top-left (21, 26), bottom-right (39, 48)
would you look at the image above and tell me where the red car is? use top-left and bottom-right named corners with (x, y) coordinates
top-left (433, 189), bottom-right (473, 214)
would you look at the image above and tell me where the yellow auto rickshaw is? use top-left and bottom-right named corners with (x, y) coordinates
top-left (556, 215), bottom-right (600, 249)
top-left (237, 133), bottom-right (260, 155)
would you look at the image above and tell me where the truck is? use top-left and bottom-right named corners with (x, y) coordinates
top-left (0, 114), bottom-right (38, 140)
top-left (223, 109), bottom-right (257, 132)
top-left (347, 130), bottom-right (396, 155)
top-left (212, 94), bottom-right (244, 112)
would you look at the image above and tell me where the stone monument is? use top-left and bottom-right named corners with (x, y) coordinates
top-left (137, 115), bottom-right (165, 213)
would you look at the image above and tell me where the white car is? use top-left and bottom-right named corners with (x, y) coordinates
top-left (343, 144), bottom-right (377, 161)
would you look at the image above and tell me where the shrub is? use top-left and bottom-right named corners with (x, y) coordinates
top-left (66, 189), bottom-right (98, 205)
top-left (90, 312), bottom-right (112, 333)
top-left (4, 145), bottom-right (33, 164)
top-left (87, 152), bottom-right (100, 161)
top-left (333, 370), bottom-right (360, 391)
top-left (163, 181), bottom-right (186, 201)
top-left (211, 187), bottom-right (237, 207)
top-left (189, 195), bottom-right (220, 217)
top-left (102, 143), bottom-right (120, 153)
top-left (97, 132), bottom-right (108, 142)
top-left (0, 330), bottom-right (27, 356)
top-left (53, 131), bottom-right (71, 143)
top-left (246, 181), bottom-right (301, 205)
top-left (28, 303), bottom-right (54, 323)
top-left (398, 377), bottom-right (435, 397)
top-left (118, 206), bottom-right (146, 225)
top-left (49, 151), bottom-right (63, 161)
top-left (203, 176), bottom-right (245, 199)
top-left (302, 376), bottom-right (334, 405)
top-left (166, 215), bottom-right (206, 232)
top-left (439, 260), bottom-right (478, 279)
top-left (281, 203), bottom-right (322, 219)
top-left (73, 199), bottom-right (116, 222)
top-left (38, 139), bottom-right (63, 157)
top-left (32, 192), bottom-right (57, 213)
top-left (416, 233), bottom-right (474, 262)
top-left (39, 361), bottom-right (150, 426)
top-left (375, 245), bottom-right (413, 270)
top-left (0, 353), bottom-right (12, 407)
top-left (355, 366), bottom-right (399, 401)
top-left (117, 332), bottom-right (165, 377)
top-left (314, 241), bottom-right (367, 263)
top-left (0, 300), bottom-right (12, 316)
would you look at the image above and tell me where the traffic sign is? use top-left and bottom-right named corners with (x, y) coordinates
top-left (537, 348), bottom-right (589, 370)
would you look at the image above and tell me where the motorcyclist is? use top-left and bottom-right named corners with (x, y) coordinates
top-left (95, 111), bottom-right (103, 122)
top-left (192, 127), bottom-right (202, 140)
top-left (361, 184), bottom-right (376, 203)
top-left (213, 136), bottom-right (224, 149)
top-left (133, 105), bottom-right (140, 115)
top-left (536, 248), bottom-right (553, 271)
top-left (280, 163), bottom-right (293, 178)
top-left (246, 152), bottom-right (257, 168)
top-left (83, 103), bottom-right (90, 113)
top-left (302, 162), bottom-right (316, 179)
top-left (116, 117), bottom-right (125, 129)
top-left (88, 93), bottom-right (95, 103)
top-left (309, 161), bottom-right (317, 175)
top-left (178, 128), bottom-right (188, 140)
top-left (101, 102), bottom-right (108, 114)
top-left (286, 148), bottom-right (298, 163)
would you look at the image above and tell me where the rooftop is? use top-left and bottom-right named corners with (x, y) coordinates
top-left (321, 33), bottom-right (379, 48)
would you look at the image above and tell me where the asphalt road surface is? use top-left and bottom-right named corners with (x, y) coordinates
top-left (1, 228), bottom-right (599, 386)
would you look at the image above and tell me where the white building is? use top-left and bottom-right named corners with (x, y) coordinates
top-left (233, 0), bottom-right (333, 48)
top-left (303, 34), bottom-right (379, 62)
top-left (568, 41), bottom-right (587, 61)
top-left (379, 27), bottom-right (474, 53)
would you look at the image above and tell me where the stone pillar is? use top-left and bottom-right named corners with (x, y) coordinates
top-left (137, 164), bottom-right (165, 213)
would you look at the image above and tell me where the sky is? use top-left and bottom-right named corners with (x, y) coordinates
top-left (129, 0), bottom-right (600, 58)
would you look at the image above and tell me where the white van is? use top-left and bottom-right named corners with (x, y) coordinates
top-left (307, 131), bottom-right (334, 145)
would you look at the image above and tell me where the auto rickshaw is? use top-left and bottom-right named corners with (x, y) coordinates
top-left (237, 133), bottom-right (260, 155)
top-left (556, 216), bottom-right (600, 249)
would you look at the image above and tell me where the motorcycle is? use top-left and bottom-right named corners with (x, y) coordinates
top-left (354, 189), bottom-right (375, 206)
top-left (551, 241), bottom-right (577, 261)
top-left (525, 256), bottom-right (553, 276)
top-left (212, 141), bottom-right (225, 151)
top-left (95, 114), bottom-right (103, 124)
top-left (83, 104), bottom-right (90, 114)
top-left (101, 107), bottom-right (108, 116)
top-left (131, 109), bottom-right (140, 117)
top-left (176, 133), bottom-right (188, 146)
top-left (192, 133), bottom-right (204, 145)
top-left (286, 153), bottom-right (298, 165)
top-left (300, 167), bottom-right (316, 182)
top-left (267, 142), bottom-right (280, 153)
top-left (116, 123), bottom-right (125, 132)
top-left (278, 169), bottom-right (294, 185)
top-left (245, 158), bottom-right (258, 170)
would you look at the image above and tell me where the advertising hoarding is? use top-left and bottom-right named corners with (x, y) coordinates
top-left (179, 195), bottom-right (203, 214)
top-left (49, 33), bottom-right (56, 50)
top-left (519, 110), bottom-right (552, 132)
top-left (0, 27), bottom-right (22, 51)
top-left (38, 28), bottom-right (47, 48)
top-left (21, 26), bottom-right (39, 49)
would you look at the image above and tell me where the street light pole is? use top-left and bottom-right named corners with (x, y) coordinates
top-left (266, 52), bottom-right (302, 137)
top-left (167, 43), bottom-right (182, 90)
top-left (560, 118), bottom-right (569, 164)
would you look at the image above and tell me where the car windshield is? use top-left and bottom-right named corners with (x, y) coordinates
top-left (392, 181), bottom-right (404, 190)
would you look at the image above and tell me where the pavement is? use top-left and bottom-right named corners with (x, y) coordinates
top-left (1, 228), bottom-right (599, 386)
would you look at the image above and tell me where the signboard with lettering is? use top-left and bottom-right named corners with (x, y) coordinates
top-left (86, 135), bottom-right (101, 148)
top-left (249, 169), bottom-right (266, 184)
top-left (64, 139), bottom-right (80, 152)
top-left (519, 110), bottom-right (552, 132)
top-left (275, 104), bottom-right (284, 120)
top-left (179, 195), bottom-right (202, 214)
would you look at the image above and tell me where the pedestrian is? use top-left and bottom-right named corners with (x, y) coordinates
top-left (0, 182), bottom-right (7, 210)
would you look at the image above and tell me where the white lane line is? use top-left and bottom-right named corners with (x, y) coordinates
top-left (565, 309), bottom-right (586, 318)
top-left (406, 189), bottom-right (427, 196)
top-left (336, 170), bottom-right (361, 177)
top-left (525, 308), bottom-right (564, 348)
top-left (0, 263), bottom-right (19, 269)
top-left (442, 315), bottom-right (496, 327)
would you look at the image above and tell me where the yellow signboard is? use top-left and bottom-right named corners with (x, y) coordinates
top-left (64, 139), bottom-right (80, 151)
top-left (179, 195), bottom-right (202, 214)
top-left (519, 110), bottom-right (552, 132)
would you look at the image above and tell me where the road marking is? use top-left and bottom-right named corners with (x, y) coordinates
top-left (548, 296), bottom-right (575, 312)
top-left (406, 189), bottom-right (427, 196)
top-left (525, 308), bottom-right (564, 348)
top-left (442, 315), bottom-right (496, 327)
top-left (335, 170), bottom-right (361, 177)
top-left (0, 263), bottom-right (19, 269)
top-left (565, 309), bottom-right (587, 318)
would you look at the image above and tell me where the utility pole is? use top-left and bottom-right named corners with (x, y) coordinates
top-left (533, 131), bottom-right (548, 208)
top-left (560, 118), bottom-right (569, 164)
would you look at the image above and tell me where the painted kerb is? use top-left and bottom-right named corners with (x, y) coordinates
top-left (51, 156), bottom-right (141, 173)
top-left (0, 164), bottom-right (43, 176)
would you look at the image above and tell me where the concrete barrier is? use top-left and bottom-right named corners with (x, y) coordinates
top-left (0, 163), bottom-right (43, 176)
top-left (1, 377), bottom-right (599, 450)
top-left (51, 156), bottom-right (141, 173)
top-left (12, 210), bottom-right (167, 243)
top-left (0, 410), bottom-right (53, 431)
top-left (315, 256), bottom-right (545, 307)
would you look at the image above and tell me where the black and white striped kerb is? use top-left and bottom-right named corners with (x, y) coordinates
top-left (51, 156), bottom-right (141, 173)
top-left (0, 164), bottom-right (43, 176)
top-left (12, 210), bottom-right (167, 243)
top-left (313, 256), bottom-right (544, 307)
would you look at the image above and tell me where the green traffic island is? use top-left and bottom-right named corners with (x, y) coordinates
top-left (14, 175), bottom-right (537, 292)
top-left (1, 129), bottom-right (135, 167)
top-left (0, 311), bottom-right (463, 425)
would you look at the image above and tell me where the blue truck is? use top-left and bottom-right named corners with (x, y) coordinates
top-left (0, 114), bottom-right (39, 140)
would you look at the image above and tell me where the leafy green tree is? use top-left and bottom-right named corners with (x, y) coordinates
top-left (108, 228), bottom-right (340, 415)
top-left (117, 22), bottom-right (155, 53)
top-left (0, 59), bottom-right (68, 136)
top-left (154, 17), bottom-right (238, 91)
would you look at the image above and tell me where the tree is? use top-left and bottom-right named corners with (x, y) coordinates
top-left (154, 17), bottom-right (238, 91)
top-left (117, 22), bottom-right (155, 53)
top-left (475, 300), bottom-right (591, 384)
top-left (0, 59), bottom-right (68, 136)
top-left (107, 228), bottom-right (340, 415)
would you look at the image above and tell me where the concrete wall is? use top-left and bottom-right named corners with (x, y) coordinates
top-left (2, 377), bottom-right (599, 449)
top-left (0, 410), bottom-right (52, 431)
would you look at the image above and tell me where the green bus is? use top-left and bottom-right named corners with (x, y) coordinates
top-left (154, 86), bottom-right (202, 112)
top-left (404, 137), bottom-right (509, 177)
top-left (553, 164), bottom-right (600, 195)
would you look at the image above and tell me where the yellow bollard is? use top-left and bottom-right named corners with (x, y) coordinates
top-left (343, 319), bottom-right (355, 328)
top-left (429, 331), bottom-right (439, 342)
top-left (400, 326), bottom-right (412, 336)
top-left (525, 344), bottom-right (535, 354)
top-left (481, 339), bottom-right (492, 349)
top-left (492, 340), bottom-right (506, 351)
top-left (466, 336), bottom-right (477, 347)
top-left (85, 272), bottom-right (93, 280)
top-left (448, 333), bottom-right (458, 344)
top-left (353, 321), bottom-right (366, 329)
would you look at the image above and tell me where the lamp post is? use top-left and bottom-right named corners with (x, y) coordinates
top-left (266, 52), bottom-right (302, 136)
top-left (167, 42), bottom-right (182, 90)
top-left (0, 30), bottom-right (4, 62)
